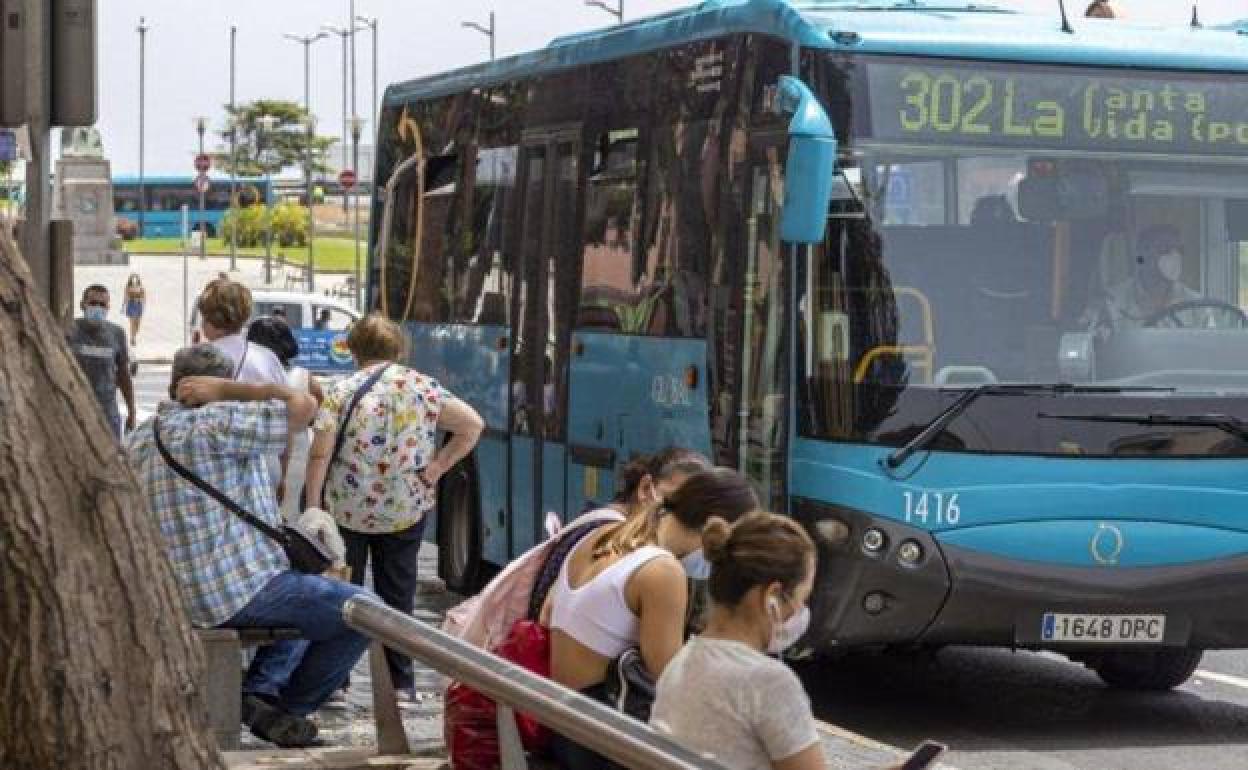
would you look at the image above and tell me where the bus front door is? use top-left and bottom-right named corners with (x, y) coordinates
top-left (508, 130), bottom-right (581, 556)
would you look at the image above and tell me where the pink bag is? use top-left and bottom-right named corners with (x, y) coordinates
top-left (442, 507), bottom-right (624, 650)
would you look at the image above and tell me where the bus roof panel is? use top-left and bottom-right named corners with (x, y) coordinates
top-left (384, 0), bottom-right (1248, 106)
top-left (811, 5), bottom-right (1248, 72)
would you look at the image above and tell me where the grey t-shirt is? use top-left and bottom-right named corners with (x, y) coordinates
top-left (651, 637), bottom-right (822, 770)
top-left (67, 318), bottom-right (129, 424)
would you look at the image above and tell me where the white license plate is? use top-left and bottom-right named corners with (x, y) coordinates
top-left (1041, 613), bottom-right (1165, 643)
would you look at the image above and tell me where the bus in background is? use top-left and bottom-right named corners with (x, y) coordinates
top-left (112, 175), bottom-right (273, 238)
top-left (368, 0), bottom-right (1248, 691)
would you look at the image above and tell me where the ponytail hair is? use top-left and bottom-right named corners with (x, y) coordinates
top-left (595, 466), bottom-right (757, 559)
top-left (704, 512), bottom-right (815, 607)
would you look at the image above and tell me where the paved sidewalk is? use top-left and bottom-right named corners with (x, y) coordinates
top-left (237, 544), bottom-right (453, 755)
top-left (231, 543), bottom-right (918, 769)
top-left (73, 253), bottom-right (352, 363)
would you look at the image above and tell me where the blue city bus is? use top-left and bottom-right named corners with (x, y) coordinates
top-left (112, 175), bottom-right (273, 238)
top-left (368, 0), bottom-right (1248, 690)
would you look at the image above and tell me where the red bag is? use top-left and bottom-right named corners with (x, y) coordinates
top-left (445, 620), bottom-right (552, 770)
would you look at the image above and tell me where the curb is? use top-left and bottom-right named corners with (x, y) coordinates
top-left (816, 721), bottom-right (960, 769)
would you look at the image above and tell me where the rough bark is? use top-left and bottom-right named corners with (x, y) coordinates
top-left (0, 232), bottom-right (224, 770)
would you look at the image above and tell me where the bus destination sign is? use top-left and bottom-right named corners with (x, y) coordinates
top-left (866, 61), bottom-right (1248, 157)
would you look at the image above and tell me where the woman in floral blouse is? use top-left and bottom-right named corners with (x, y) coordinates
top-left (303, 313), bottom-right (483, 702)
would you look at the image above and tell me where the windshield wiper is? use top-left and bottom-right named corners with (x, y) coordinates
top-left (1038, 412), bottom-right (1248, 443)
top-left (884, 384), bottom-right (1175, 470)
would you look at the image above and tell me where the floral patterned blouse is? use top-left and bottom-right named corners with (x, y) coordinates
top-left (315, 363), bottom-right (451, 534)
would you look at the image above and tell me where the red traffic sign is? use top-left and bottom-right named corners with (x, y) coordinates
top-left (194, 153), bottom-right (211, 173)
top-left (338, 169), bottom-right (357, 190)
top-left (193, 174), bottom-right (211, 195)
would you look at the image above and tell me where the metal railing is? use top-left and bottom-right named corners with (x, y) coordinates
top-left (343, 595), bottom-right (729, 770)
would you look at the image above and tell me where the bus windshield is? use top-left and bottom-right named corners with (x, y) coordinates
top-left (800, 56), bottom-right (1248, 452)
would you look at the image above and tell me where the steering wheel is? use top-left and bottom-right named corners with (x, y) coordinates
top-left (1142, 298), bottom-right (1248, 329)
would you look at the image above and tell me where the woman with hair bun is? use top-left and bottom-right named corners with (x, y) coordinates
top-left (544, 467), bottom-right (759, 768)
top-left (650, 511), bottom-right (826, 770)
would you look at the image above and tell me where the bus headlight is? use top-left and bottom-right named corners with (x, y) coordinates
top-left (898, 540), bottom-right (924, 566)
top-left (863, 528), bottom-right (887, 553)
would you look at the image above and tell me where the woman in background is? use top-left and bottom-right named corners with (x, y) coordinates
top-left (123, 273), bottom-right (146, 346)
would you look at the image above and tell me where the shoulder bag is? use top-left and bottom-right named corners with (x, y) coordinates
top-left (314, 363), bottom-right (391, 509)
top-left (154, 417), bottom-right (333, 574)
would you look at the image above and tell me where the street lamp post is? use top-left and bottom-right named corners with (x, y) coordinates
top-left (350, 115), bottom-right (363, 310)
top-left (284, 30), bottom-right (328, 293)
top-left (195, 116), bottom-right (207, 261)
top-left (462, 12), bottom-right (496, 61)
top-left (137, 17), bottom-right (148, 237)
top-left (304, 115), bottom-right (318, 293)
top-left (585, 0), bottom-right (624, 23)
top-left (355, 15), bottom-right (378, 130)
top-left (229, 24), bottom-right (238, 271)
top-left (257, 114), bottom-right (280, 286)
top-left (321, 23), bottom-right (352, 211)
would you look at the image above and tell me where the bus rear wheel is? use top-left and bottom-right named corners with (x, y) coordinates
top-left (1091, 648), bottom-right (1203, 691)
top-left (437, 460), bottom-right (483, 595)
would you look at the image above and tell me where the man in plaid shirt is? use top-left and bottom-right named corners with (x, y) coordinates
top-left (127, 344), bottom-right (368, 747)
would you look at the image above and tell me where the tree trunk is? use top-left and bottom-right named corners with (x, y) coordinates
top-left (0, 233), bottom-right (224, 770)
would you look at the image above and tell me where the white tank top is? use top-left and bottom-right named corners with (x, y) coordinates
top-left (549, 540), bottom-right (669, 659)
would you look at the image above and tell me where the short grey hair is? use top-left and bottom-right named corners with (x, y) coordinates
top-left (169, 344), bottom-right (234, 398)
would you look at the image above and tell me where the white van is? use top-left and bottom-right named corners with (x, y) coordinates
top-left (250, 290), bottom-right (360, 331)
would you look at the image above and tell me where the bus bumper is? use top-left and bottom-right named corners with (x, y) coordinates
top-left (795, 499), bottom-right (1248, 651)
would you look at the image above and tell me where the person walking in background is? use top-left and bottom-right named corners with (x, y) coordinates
top-left (303, 313), bottom-right (484, 706)
top-left (67, 284), bottom-right (136, 438)
top-left (123, 273), bottom-right (146, 346)
top-left (650, 511), bottom-right (825, 770)
top-left (196, 279), bottom-right (292, 493)
top-left (542, 467), bottom-right (759, 768)
top-left (248, 315), bottom-right (324, 518)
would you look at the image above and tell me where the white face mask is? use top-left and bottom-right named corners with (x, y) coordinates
top-left (1157, 250), bottom-right (1182, 282)
top-left (681, 548), bottom-right (711, 580)
top-left (766, 596), bottom-right (811, 655)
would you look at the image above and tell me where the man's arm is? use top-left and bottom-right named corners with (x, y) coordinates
top-left (176, 377), bottom-right (316, 436)
top-left (117, 362), bottom-right (137, 432)
top-left (116, 331), bottom-right (137, 432)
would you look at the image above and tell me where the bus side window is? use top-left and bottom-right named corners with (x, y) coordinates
top-left (578, 130), bottom-right (640, 333)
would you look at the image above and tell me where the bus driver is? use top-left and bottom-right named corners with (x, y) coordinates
top-left (1091, 224), bottom-right (1201, 332)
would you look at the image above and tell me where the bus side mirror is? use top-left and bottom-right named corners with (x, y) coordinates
top-left (774, 75), bottom-right (837, 244)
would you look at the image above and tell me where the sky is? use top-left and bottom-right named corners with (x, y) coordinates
top-left (96, 0), bottom-right (1248, 176)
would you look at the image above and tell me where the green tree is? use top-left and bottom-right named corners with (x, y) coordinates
top-left (214, 99), bottom-right (335, 179)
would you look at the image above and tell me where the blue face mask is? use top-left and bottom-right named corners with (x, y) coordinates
top-left (84, 306), bottom-right (107, 322)
top-left (682, 548), bottom-right (712, 580)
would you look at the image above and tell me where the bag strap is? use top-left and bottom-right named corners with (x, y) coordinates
top-left (153, 416), bottom-right (289, 548)
top-left (526, 520), bottom-right (610, 621)
top-left (327, 363), bottom-right (391, 475)
top-left (233, 342), bottom-right (250, 380)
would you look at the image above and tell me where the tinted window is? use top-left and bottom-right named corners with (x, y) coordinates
top-left (450, 145), bottom-right (518, 324)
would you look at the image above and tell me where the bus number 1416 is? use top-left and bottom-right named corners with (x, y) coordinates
top-left (903, 491), bottom-right (961, 525)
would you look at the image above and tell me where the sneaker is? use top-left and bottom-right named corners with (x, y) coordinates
top-left (321, 688), bottom-right (351, 711)
top-left (395, 689), bottom-right (419, 710)
top-left (242, 694), bottom-right (320, 748)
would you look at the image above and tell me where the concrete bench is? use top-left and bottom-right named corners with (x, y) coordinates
top-left (198, 627), bottom-right (304, 751)
top-left (199, 630), bottom-right (409, 755)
